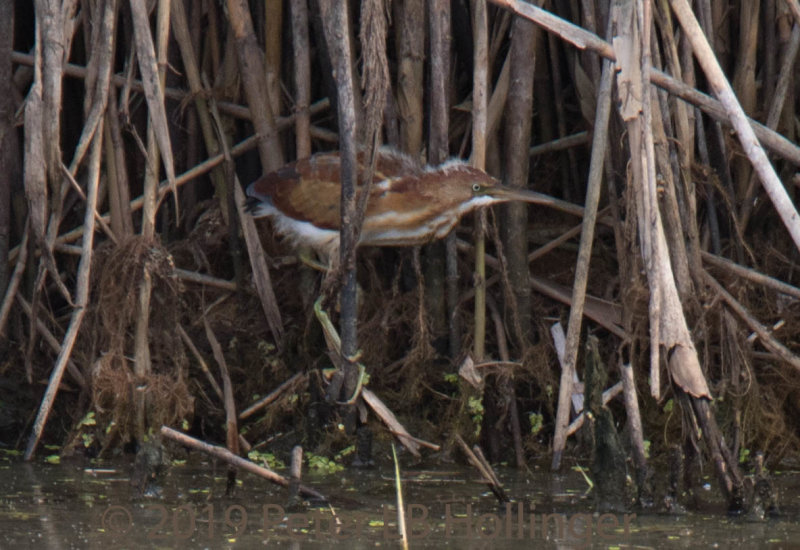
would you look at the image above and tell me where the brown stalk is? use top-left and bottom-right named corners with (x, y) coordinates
top-left (176, 324), bottom-right (224, 401)
top-left (289, 0), bottom-right (314, 314)
top-left (496, 14), bottom-right (538, 469)
top-left (565, 381), bottom-right (623, 436)
top-left (652, 2), bottom-right (702, 293)
top-left (7, 102), bottom-right (329, 264)
top-left (61, 163), bottom-right (118, 245)
top-left (132, 0), bottom-right (171, 440)
top-left (546, 29), bottom-right (579, 196)
top-left (10, 50), bottom-right (280, 123)
top-left (170, 0), bottom-right (229, 220)
top-left (23, 16), bottom-right (47, 245)
top-left (263, 0), bottom-right (283, 120)
top-left (397, 0), bottom-right (444, 339)
top-left (471, 0), bottom-right (489, 362)
top-left (649, 83), bottom-right (693, 300)
top-left (701, 251), bottom-right (800, 301)
top-left (290, 0), bottom-right (312, 158)
top-left (160, 426), bottom-right (326, 501)
top-left (102, 7), bottom-right (133, 239)
top-left (395, 0), bottom-right (425, 155)
top-left (239, 372), bottom-right (307, 421)
top-left (174, 268), bottom-right (236, 292)
top-left (486, 51), bottom-right (511, 149)
top-left (319, 1), bottom-right (360, 406)
top-left (25, 109), bottom-right (105, 460)
top-left (356, 0), bottom-right (389, 235)
top-left (288, 445), bottom-right (303, 505)
top-left (457, 237), bottom-right (628, 339)
top-left (739, 22), bottom-right (800, 229)
top-left (225, 0), bottom-right (284, 172)
top-left (454, 434), bottom-right (509, 503)
top-left (103, 101), bottom-right (134, 238)
top-left (615, 1), bottom-right (710, 400)
top-left (578, 0), bottom-right (600, 81)
top-left (129, 0), bottom-right (179, 220)
top-left (428, 0), bottom-right (450, 166)
top-left (694, 103), bottom-right (722, 253)
top-left (24, 0), bottom-right (115, 459)
top-left (37, 0), bottom-right (79, 209)
top-left (180, 0), bottom-right (202, 223)
top-left (204, 1), bottom-right (222, 76)
top-left (15, 293), bottom-right (86, 390)
top-left (0, 222), bottom-right (28, 338)
top-left (485, 295), bottom-right (524, 467)
top-left (730, 0), bottom-right (760, 201)
top-left (428, 0), bottom-right (456, 357)
top-left (501, 15), bottom-right (537, 349)
top-left (620, 361), bottom-right (648, 481)
top-left (654, 0), bottom-right (694, 166)
top-left (487, 0), bottom-right (800, 167)
top-left (23, 0), bottom-right (113, 377)
top-left (670, 0), bottom-right (800, 252)
top-left (704, 271), bottom-right (800, 372)
top-left (0, 0), bottom-right (15, 303)
top-left (203, 317), bottom-right (239, 456)
top-left (207, 97), bottom-right (285, 345)
top-left (528, 131), bottom-right (590, 156)
top-left (551, 30), bottom-right (614, 471)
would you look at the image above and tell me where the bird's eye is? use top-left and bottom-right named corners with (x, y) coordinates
top-left (472, 183), bottom-right (481, 193)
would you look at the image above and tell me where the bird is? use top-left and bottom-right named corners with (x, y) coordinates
top-left (245, 148), bottom-right (584, 258)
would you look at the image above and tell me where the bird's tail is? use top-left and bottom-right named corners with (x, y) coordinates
top-left (244, 195), bottom-right (263, 215)
top-left (244, 182), bottom-right (278, 218)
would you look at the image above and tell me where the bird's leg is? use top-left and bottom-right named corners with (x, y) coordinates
top-left (297, 247), bottom-right (329, 272)
top-left (313, 296), bottom-right (366, 404)
top-left (318, 247), bottom-right (342, 313)
top-left (308, 244), bottom-right (367, 404)
top-left (314, 294), bottom-right (341, 353)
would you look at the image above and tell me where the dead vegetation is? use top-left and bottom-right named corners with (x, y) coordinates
top-left (86, 236), bottom-right (192, 450)
top-left (0, 2), bottom-right (800, 506)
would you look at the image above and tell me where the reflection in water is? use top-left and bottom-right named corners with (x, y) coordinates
top-left (0, 454), bottom-right (798, 548)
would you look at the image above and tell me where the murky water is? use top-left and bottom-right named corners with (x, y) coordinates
top-left (2, 450), bottom-right (800, 549)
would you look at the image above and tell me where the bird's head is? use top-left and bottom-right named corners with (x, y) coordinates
top-left (429, 161), bottom-right (583, 217)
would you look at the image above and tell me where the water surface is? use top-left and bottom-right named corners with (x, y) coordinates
top-left (1, 452), bottom-right (799, 548)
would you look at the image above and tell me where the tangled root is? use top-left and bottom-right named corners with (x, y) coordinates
top-left (86, 236), bottom-right (193, 446)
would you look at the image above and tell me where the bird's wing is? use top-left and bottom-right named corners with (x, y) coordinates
top-left (247, 149), bottom-right (425, 233)
top-left (263, 156), bottom-right (344, 230)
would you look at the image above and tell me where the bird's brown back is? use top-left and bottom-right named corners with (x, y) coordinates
top-left (248, 149), bottom-right (427, 231)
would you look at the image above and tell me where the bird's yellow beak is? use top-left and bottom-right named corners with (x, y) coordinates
top-left (486, 185), bottom-right (585, 218)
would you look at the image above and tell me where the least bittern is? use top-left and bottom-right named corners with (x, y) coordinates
top-left (245, 148), bottom-right (583, 405)
top-left (246, 148), bottom-right (584, 257)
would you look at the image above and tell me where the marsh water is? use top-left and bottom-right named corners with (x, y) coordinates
top-left (2, 451), bottom-right (800, 549)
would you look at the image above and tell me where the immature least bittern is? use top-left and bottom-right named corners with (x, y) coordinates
top-left (246, 148), bottom-right (584, 405)
top-left (245, 148), bottom-right (584, 258)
